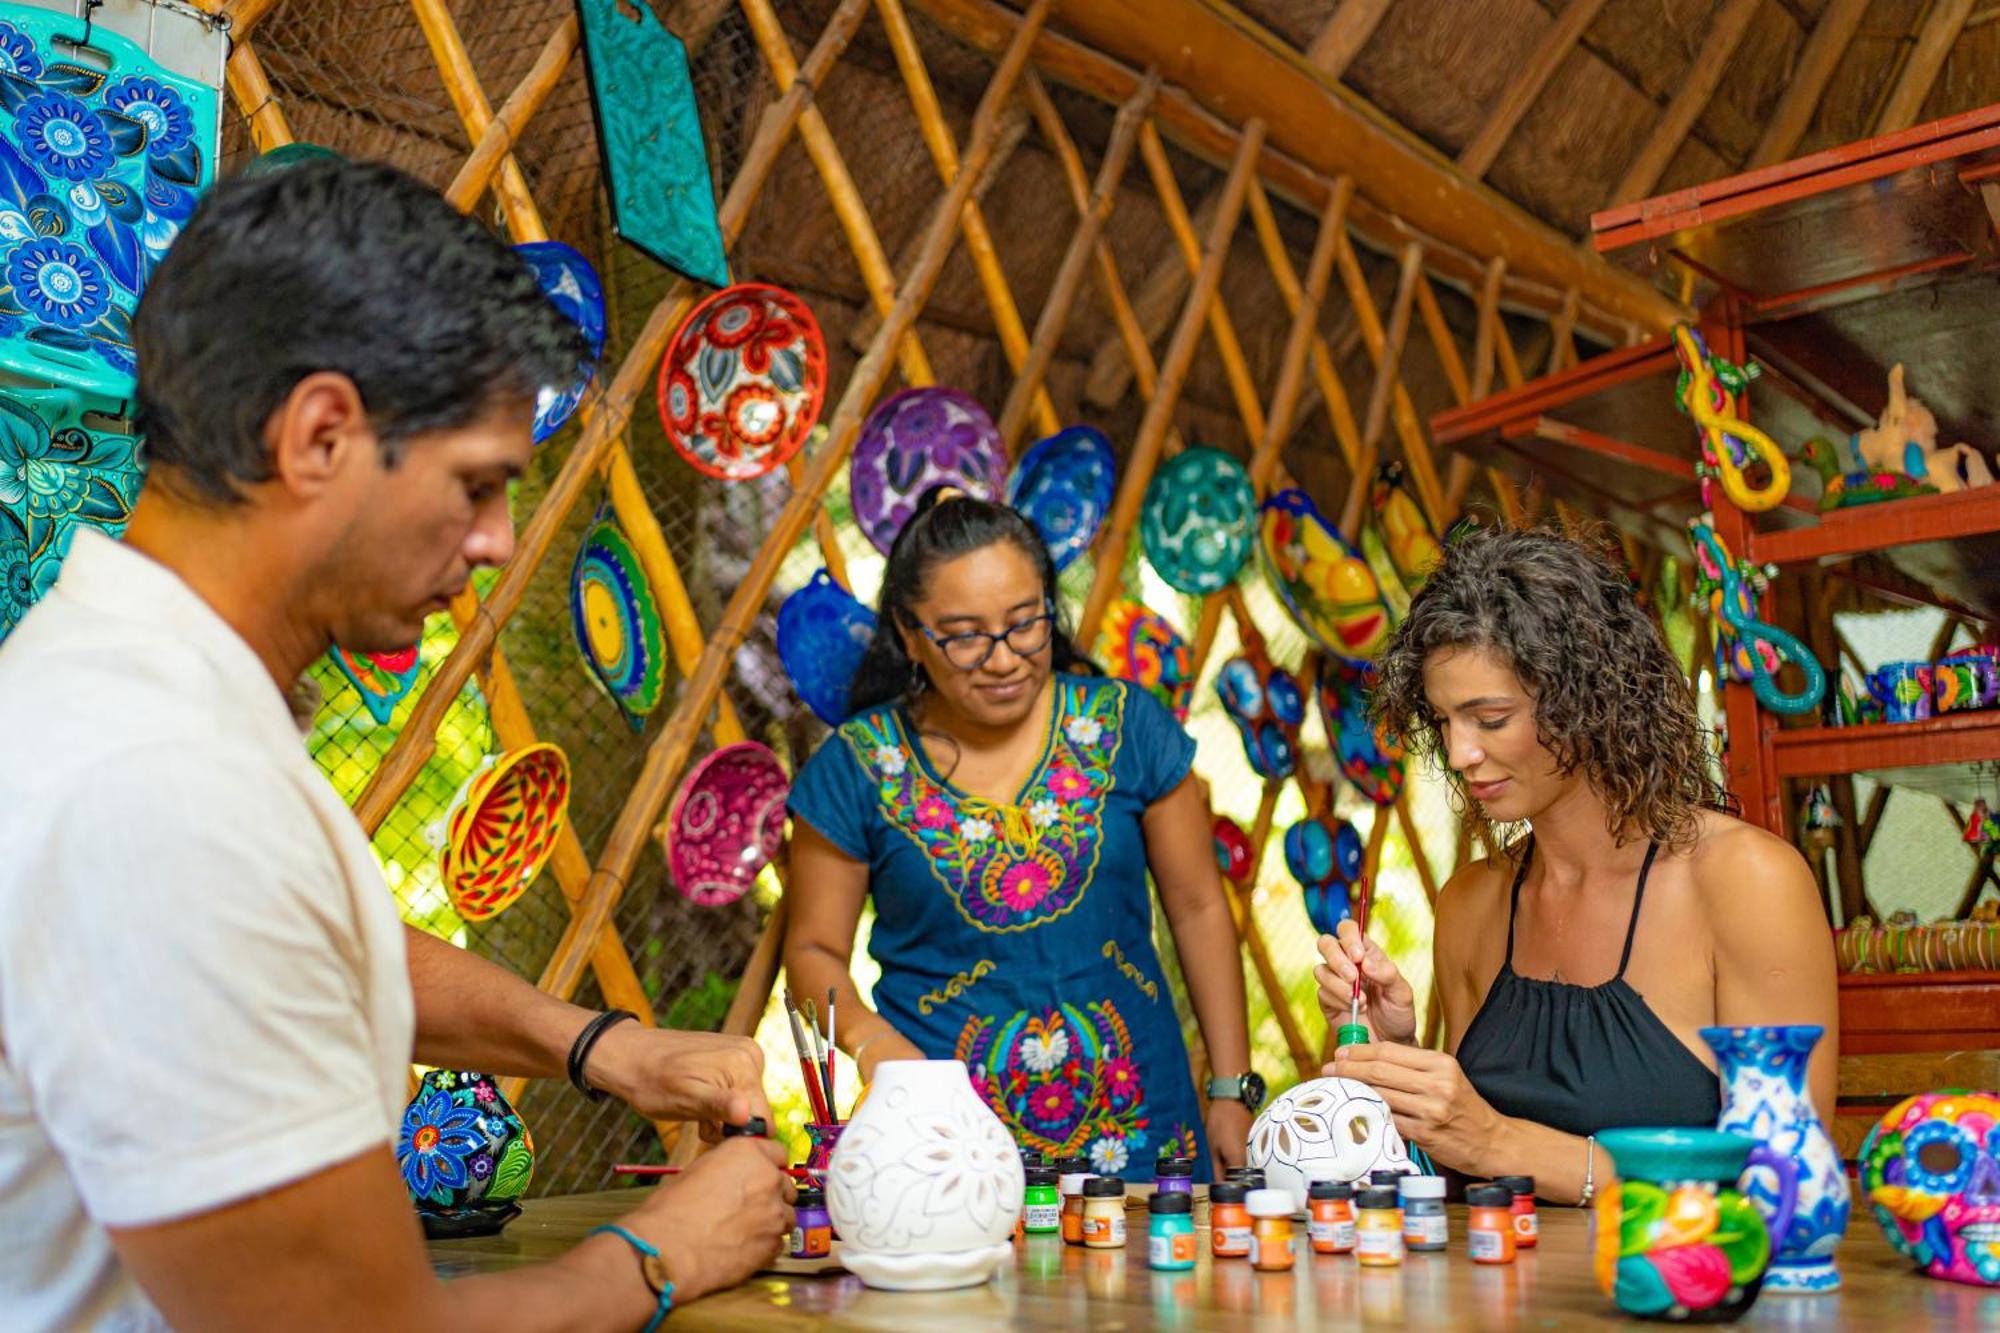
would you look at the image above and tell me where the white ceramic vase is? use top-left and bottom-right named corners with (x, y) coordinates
top-left (1246, 1075), bottom-right (1414, 1213)
top-left (825, 1059), bottom-right (1024, 1291)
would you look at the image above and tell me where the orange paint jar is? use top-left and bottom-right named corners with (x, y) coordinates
top-left (1059, 1169), bottom-right (1094, 1246)
top-left (1209, 1182), bottom-right (1251, 1258)
top-left (1496, 1175), bottom-right (1538, 1249)
top-left (1247, 1189), bottom-right (1296, 1272)
top-left (1466, 1184), bottom-right (1517, 1265)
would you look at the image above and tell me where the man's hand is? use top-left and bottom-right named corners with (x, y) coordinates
top-left (1205, 1097), bottom-right (1252, 1178)
top-left (627, 1137), bottom-right (796, 1303)
top-left (585, 1023), bottom-right (772, 1136)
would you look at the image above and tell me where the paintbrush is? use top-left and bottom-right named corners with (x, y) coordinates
top-left (783, 990), bottom-right (831, 1124)
top-left (615, 1164), bottom-right (817, 1178)
top-left (1350, 873), bottom-right (1372, 1030)
top-left (825, 987), bottom-right (838, 1119)
top-left (803, 996), bottom-right (833, 1121)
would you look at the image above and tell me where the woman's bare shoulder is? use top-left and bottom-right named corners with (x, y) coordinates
top-left (1435, 845), bottom-right (1517, 957)
top-left (1686, 809), bottom-right (1823, 933)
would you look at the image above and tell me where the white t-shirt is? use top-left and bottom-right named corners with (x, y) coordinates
top-left (0, 529), bottom-right (415, 1331)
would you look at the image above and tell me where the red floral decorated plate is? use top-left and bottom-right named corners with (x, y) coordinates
top-left (660, 741), bottom-right (790, 907)
top-left (658, 283), bottom-right (827, 481)
top-left (441, 744), bottom-right (571, 922)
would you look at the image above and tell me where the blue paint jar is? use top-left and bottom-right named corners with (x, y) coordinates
top-left (1148, 1192), bottom-right (1196, 1270)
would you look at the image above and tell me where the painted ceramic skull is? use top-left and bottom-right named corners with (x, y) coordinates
top-left (1860, 1089), bottom-right (2000, 1287)
top-left (1246, 1075), bottom-right (1414, 1212)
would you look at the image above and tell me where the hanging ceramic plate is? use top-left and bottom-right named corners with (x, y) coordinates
top-left (570, 514), bottom-right (668, 723)
top-left (1140, 446), bottom-right (1255, 593)
top-left (777, 568), bottom-right (877, 725)
top-left (0, 388), bottom-right (142, 642)
top-left (516, 241), bottom-right (606, 444)
top-left (1316, 659), bottom-right (1405, 806)
top-left (849, 387), bottom-right (1005, 554)
top-left (1368, 461), bottom-right (1442, 601)
top-left (1093, 598), bottom-right (1193, 721)
top-left (1007, 425), bottom-right (1114, 571)
top-left (658, 282), bottom-right (827, 481)
top-left (660, 741), bottom-right (789, 907)
top-left (330, 644), bottom-right (420, 726)
top-left (1258, 488), bottom-right (1394, 668)
top-left (442, 744), bottom-right (570, 922)
top-left (0, 9), bottom-right (221, 400)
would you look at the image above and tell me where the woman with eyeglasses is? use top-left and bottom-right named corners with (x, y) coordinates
top-left (784, 489), bottom-right (1256, 1182)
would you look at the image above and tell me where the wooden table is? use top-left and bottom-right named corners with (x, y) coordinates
top-left (429, 1189), bottom-right (2000, 1328)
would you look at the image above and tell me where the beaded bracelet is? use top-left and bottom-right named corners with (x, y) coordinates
top-left (589, 1224), bottom-right (676, 1331)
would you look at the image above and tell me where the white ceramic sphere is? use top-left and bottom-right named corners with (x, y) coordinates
top-left (1246, 1075), bottom-right (1414, 1212)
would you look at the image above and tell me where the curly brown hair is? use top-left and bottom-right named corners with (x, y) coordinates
top-left (1370, 523), bottom-right (1726, 853)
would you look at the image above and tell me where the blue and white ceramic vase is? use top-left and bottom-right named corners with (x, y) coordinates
top-left (1700, 1025), bottom-right (1849, 1292)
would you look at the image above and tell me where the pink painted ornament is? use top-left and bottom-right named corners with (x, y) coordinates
top-left (661, 741), bottom-right (790, 907)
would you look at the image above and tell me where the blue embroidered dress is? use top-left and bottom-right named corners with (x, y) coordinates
top-left (788, 673), bottom-right (1207, 1181)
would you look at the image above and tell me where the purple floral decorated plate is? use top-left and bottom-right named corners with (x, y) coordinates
top-left (516, 241), bottom-right (606, 443)
top-left (849, 387), bottom-right (1004, 554)
top-left (658, 282), bottom-right (826, 481)
top-left (660, 741), bottom-right (789, 907)
top-left (1140, 446), bottom-right (1255, 593)
top-left (1007, 425), bottom-right (1114, 570)
top-left (777, 568), bottom-right (877, 725)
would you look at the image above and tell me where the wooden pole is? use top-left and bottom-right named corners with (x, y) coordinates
top-left (1244, 181), bottom-right (1363, 473)
top-left (997, 72), bottom-right (1161, 448)
top-left (1246, 183), bottom-right (1350, 497)
top-left (537, 0), bottom-right (1057, 1006)
top-left (1458, 0), bottom-right (1607, 178)
top-left (1305, 0), bottom-right (1394, 76)
top-left (226, 44), bottom-right (293, 152)
top-left (1876, 0), bottom-right (1975, 134)
top-left (1749, 0), bottom-right (1868, 168)
top-left (411, 0), bottom-right (543, 230)
top-left (1224, 878), bottom-right (1319, 1079)
top-left (1333, 232), bottom-right (1445, 527)
top-left (1605, 0), bottom-right (1757, 207)
top-left (1077, 118), bottom-right (1268, 645)
top-left (445, 16), bottom-right (580, 213)
top-left (1342, 242), bottom-right (1424, 538)
top-left (738, 0), bottom-right (934, 388)
top-left (350, 0), bottom-right (865, 835)
top-left (874, 0), bottom-right (1058, 441)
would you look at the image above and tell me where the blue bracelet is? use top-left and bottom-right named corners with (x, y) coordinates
top-left (589, 1224), bottom-right (676, 1331)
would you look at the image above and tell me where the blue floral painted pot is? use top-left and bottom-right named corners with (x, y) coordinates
top-left (1700, 1025), bottom-right (1850, 1293)
top-left (397, 1069), bottom-right (536, 1239)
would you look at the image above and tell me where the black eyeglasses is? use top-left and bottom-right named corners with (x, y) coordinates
top-left (916, 605), bottom-right (1057, 671)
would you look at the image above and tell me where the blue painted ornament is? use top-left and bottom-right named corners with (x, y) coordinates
top-left (397, 1068), bottom-right (535, 1239)
top-left (1217, 650), bottom-right (1304, 781)
top-left (515, 241), bottom-right (606, 443)
top-left (1285, 813), bottom-right (1363, 937)
top-left (1008, 425), bottom-right (1115, 571)
top-left (777, 568), bottom-right (877, 725)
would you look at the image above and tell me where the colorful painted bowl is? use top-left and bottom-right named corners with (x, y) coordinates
top-left (329, 644), bottom-right (420, 726)
top-left (1140, 446), bottom-right (1255, 593)
top-left (1093, 599), bottom-right (1194, 721)
top-left (661, 741), bottom-right (789, 907)
top-left (441, 744), bottom-right (571, 922)
top-left (570, 514), bottom-right (669, 724)
top-left (516, 241), bottom-right (606, 443)
top-left (1213, 816), bottom-right (1254, 886)
top-left (850, 387), bottom-right (1005, 554)
top-left (1259, 488), bottom-right (1394, 666)
top-left (397, 1068), bottom-right (535, 1239)
top-left (777, 568), bottom-right (878, 725)
top-left (658, 282), bottom-right (827, 481)
top-left (1007, 425), bottom-right (1115, 570)
top-left (1315, 660), bottom-right (1405, 806)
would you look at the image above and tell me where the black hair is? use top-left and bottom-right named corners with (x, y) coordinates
top-left (846, 487), bottom-right (1097, 715)
top-left (133, 157), bottom-right (586, 504)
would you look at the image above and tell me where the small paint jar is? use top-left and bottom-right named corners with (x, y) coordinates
top-left (1399, 1174), bottom-right (1447, 1252)
top-left (1147, 1191), bottom-right (1197, 1270)
top-left (1059, 1170), bottom-right (1096, 1246)
top-left (1023, 1164), bottom-right (1061, 1236)
top-left (1155, 1155), bottom-right (1195, 1195)
top-left (1246, 1188), bottom-right (1296, 1272)
top-left (1307, 1179), bottom-right (1356, 1254)
top-left (1368, 1169), bottom-right (1406, 1191)
top-left (789, 1185), bottom-right (831, 1259)
top-left (1495, 1174), bottom-right (1538, 1249)
top-left (1355, 1187), bottom-right (1405, 1267)
top-left (1335, 1022), bottom-right (1371, 1048)
top-left (1209, 1182), bottom-right (1252, 1259)
top-left (1082, 1176), bottom-right (1127, 1249)
top-left (1465, 1184), bottom-right (1517, 1265)
top-left (1227, 1167), bottom-right (1267, 1190)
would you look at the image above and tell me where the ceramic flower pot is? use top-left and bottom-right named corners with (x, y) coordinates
top-left (516, 241), bottom-right (606, 443)
top-left (1701, 1025), bottom-right (1850, 1293)
top-left (1094, 599), bottom-right (1194, 721)
top-left (1595, 1127), bottom-right (1797, 1322)
top-left (441, 744), bottom-right (571, 921)
top-left (776, 568), bottom-right (877, 726)
top-left (1139, 446), bottom-right (1255, 593)
top-left (1245, 1075), bottom-right (1413, 1213)
top-left (826, 1059), bottom-right (1023, 1290)
top-left (397, 1069), bottom-right (535, 1239)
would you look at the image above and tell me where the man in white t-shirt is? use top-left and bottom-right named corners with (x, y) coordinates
top-left (0, 159), bottom-right (793, 1330)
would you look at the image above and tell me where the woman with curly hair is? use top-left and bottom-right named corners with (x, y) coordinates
top-left (1316, 524), bottom-right (1836, 1201)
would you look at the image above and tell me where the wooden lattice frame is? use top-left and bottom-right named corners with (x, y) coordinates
top-left (205, 0), bottom-right (1634, 1146)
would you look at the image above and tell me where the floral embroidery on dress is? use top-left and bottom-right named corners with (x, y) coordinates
top-left (957, 999), bottom-right (1152, 1165)
top-left (843, 678), bottom-right (1125, 933)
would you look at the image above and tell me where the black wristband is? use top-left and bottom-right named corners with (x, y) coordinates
top-left (568, 1009), bottom-right (636, 1102)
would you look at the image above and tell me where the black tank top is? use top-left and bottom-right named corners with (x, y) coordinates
top-left (1456, 839), bottom-right (1720, 1137)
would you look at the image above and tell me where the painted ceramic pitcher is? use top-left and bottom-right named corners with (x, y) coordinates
top-left (1596, 1128), bottom-right (1797, 1323)
top-left (1702, 1025), bottom-right (1850, 1293)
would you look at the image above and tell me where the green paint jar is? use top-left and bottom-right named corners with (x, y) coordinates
top-left (1022, 1164), bottom-right (1061, 1235)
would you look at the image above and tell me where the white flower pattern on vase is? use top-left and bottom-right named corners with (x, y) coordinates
top-left (826, 1060), bottom-right (1024, 1290)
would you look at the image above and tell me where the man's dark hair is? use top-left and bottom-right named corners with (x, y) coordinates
top-left (133, 157), bottom-right (586, 504)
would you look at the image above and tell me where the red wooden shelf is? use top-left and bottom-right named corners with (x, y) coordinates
top-left (1769, 711), bottom-right (2000, 790)
top-left (1839, 970), bottom-right (2000, 1055)
top-left (1749, 487), bottom-right (2000, 622)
